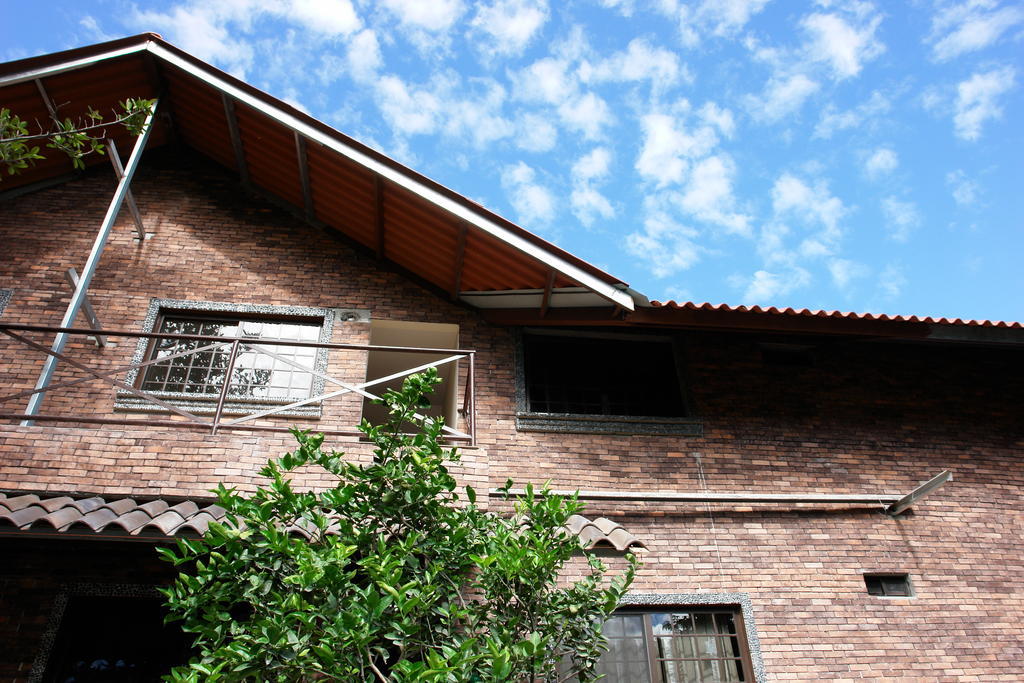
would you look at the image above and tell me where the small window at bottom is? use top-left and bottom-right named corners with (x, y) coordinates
top-left (864, 573), bottom-right (912, 597)
top-left (594, 608), bottom-right (753, 682)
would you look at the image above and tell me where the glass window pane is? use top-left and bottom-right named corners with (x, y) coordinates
top-left (660, 658), bottom-right (699, 683)
top-left (621, 614), bottom-right (645, 637)
top-left (694, 613), bottom-right (715, 634)
top-left (715, 613), bottom-right (738, 635)
top-left (142, 315), bottom-right (320, 401)
top-left (651, 612), bottom-right (694, 635)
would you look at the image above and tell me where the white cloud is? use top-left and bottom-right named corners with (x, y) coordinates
top-left (864, 147), bottom-right (898, 178)
top-left (745, 74), bottom-right (820, 122)
top-left (625, 207), bottom-right (703, 277)
top-left (953, 66), bottom-right (1016, 140)
top-left (579, 38), bottom-right (689, 91)
top-left (501, 162), bottom-right (556, 225)
top-left (635, 113), bottom-right (718, 187)
top-left (929, 0), bottom-right (1024, 61)
top-left (946, 169), bottom-right (980, 205)
top-left (570, 147), bottom-right (615, 226)
top-left (513, 57), bottom-right (575, 104)
top-left (813, 90), bottom-right (890, 138)
top-left (470, 0), bottom-right (549, 56)
top-left (571, 186), bottom-right (616, 226)
top-left (346, 29), bottom-right (382, 83)
top-left (674, 0), bottom-right (772, 45)
top-left (572, 147), bottom-right (612, 181)
top-left (878, 263), bottom-right (906, 299)
top-left (80, 15), bottom-right (117, 42)
top-left (512, 51), bottom-right (615, 140)
top-left (881, 197), bottom-right (921, 242)
top-left (772, 173), bottom-right (845, 238)
top-left (801, 11), bottom-right (884, 79)
top-left (829, 258), bottom-right (870, 291)
top-left (736, 268), bottom-right (812, 305)
top-left (131, 4), bottom-right (257, 75)
top-left (698, 102), bottom-right (736, 138)
top-left (677, 154), bottom-right (751, 235)
top-left (442, 81), bottom-right (514, 148)
top-left (378, 0), bottom-right (464, 31)
top-left (375, 75), bottom-right (441, 135)
top-left (128, 0), bottom-right (362, 77)
top-left (557, 92), bottom-right (613, 139)
top-left (514, 113), bottom-right (558, 152)
top-left (289, 0), bottom-right (361, 35)
top-left (598, 0), bottom-right (637, 16)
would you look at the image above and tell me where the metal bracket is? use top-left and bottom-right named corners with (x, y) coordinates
top-left (106, 138), bottom-right (148, 241)
top-left (63, 269), bottom-right (107, 347)
top-left (885, 470), bottom-right (952, 516)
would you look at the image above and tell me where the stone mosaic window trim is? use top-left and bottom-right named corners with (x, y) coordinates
top-left (117, 298), bottom-right (336, 418)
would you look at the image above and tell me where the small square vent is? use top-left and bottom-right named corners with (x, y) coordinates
top-left (864, 573), bottom-right (912, 597)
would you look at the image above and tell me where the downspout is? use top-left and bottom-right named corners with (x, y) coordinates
top-left (22, 100), bottom-right (159, 425)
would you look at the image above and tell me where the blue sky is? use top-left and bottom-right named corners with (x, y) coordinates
top-left (4, 1), bottom-right (1022, 322)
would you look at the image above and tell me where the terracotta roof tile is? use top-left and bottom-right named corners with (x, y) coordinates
top-left (1, 493), bottom-right (41, 512)
top-left (140, 511), bottom-right (188, 536)
top-left (565, 514), bottom-right (646, 551)
top-left (0, 493), bottom-right (646, 550)
top-left (74, 508), bottom-right (119, 531)
top-left (1, 505), bottom-right (49, 528)
top-left (39, 507), bottom-right (84, 530)
top-left (650, 300), bottom-right (1022, 329)
top-left (69, 497), bottom-right (106, 514)
top-left (37, 496), bottom-right (75, 513)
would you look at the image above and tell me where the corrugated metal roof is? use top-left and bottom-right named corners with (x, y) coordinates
top-left (0, 492), bottom-right (645, 550)
top-left (650, 300), bottom-right (1023, 330)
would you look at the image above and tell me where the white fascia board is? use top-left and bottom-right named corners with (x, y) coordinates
top-left (0, 44), bottom-right (149, 87)
top-left (460, 288), bottom-right (612, 310)
top-left (146, 42), bottom-right (635, 312)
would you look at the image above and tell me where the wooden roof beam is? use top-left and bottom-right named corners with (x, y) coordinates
top-left (221, 93), bottom-right (249, 187)
top-left (540, 270), bottom-right (555, 318)
top-left (294, 132), bottom-right (314, 222)
top-left (375, 175), bottom-right (386, 261)
top-left (451, 222), bottom-right (467, 301)
top-left (33, 78), bottom-right (58, 118)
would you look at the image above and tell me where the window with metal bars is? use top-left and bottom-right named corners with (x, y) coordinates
top-left (139, 314), bottom-right (322, 401)
top-left (522, 334), bottom-right (686, 417)
top-left (596, 609), bottom-right (753, 683)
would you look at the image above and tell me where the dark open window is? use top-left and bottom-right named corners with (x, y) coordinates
top-left (44, 596), bottom-right (192, 682)
top-left (523, 334), bottom-right (685, 417)
top-left (864, 573), bottom-right (912, 597)
top-left (596, 608), bottom-right (753, 682)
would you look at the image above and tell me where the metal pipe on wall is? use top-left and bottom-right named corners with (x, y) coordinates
top-left (22, 100), bottom-right (159, 424)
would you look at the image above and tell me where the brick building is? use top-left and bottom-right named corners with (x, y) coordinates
top-left (1, 35), bottom-right (1021, 682)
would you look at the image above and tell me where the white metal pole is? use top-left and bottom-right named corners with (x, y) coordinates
top-left (22, 101), bottom-right (159, 424)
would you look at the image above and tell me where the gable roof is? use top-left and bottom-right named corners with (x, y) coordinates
top-left (0, 34), bottom-right (633, 312)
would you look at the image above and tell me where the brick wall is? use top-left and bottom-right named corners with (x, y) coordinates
top-left (0, 151), bottom-right (1021, 681)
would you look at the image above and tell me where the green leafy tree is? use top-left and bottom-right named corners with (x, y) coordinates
top-left (159, 369), bottom-right (637, 682)
top-left (0, 98), bottom-right (155, 180)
